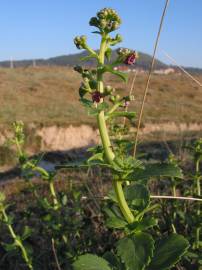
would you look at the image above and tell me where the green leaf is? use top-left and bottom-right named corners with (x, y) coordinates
top-left (87, 153), bottom-right (104, 164)
top-left (80, 97), bottom-right (107, 116)
top-left (129, 163), bottom-right (183, 181)
top-left (103, 252), bottom-right (121, 270)
top-left (107, 111), bottom-right (136, 121)
top-left (124, 184), bottom-right (150, 212)
top-left (3, 242), bottom-right (17, 252)
top-left (104, 65), bottom-right (128, 82)
top-left (21, 226), bottom-right (32, 240)
top-left (73, 254), bottom-right (112, 270)
top-left (117, 232), bottom-right (154, 270)
top-left (92, 31), bottom-right (101, 35)
top-left (80, 98), bottom-right (94, 109)
top-left (147, 234), bottom-right (189, 270)
top-left (106, 216), bottom-right (127, 229)
top-left (110, 69), bottom-right (128, 82)
top-left (107, 189), bottom-right (118, 203)
top-left (127, 217), bottom-right (157, 233)
top-left (79, 87), bottom-right (88, 98)
top-left (80, 54), bottom-right (97, 61)
top-left (103, 204), bottom-right (124, 220)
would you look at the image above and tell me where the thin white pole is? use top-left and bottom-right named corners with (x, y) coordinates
top-left (10, 56), bottom-right (14, 69)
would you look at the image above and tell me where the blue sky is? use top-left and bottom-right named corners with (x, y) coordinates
top-left (0, 0), bottom-right (202, 67)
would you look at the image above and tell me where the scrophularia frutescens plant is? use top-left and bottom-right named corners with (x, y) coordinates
top-left (70, 7), bottom-right (190, 270)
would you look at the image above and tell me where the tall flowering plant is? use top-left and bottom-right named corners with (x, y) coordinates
top-left (63, 8), bottom-right (189, 270)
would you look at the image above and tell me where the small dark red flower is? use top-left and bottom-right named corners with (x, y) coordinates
top-left (124, 52), bottom-right (137, 65)
top-left (92, 91), bottom-right (102, 103)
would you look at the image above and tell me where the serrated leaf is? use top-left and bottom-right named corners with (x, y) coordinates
top-left (129, 163), bottom-right (183, 181)
top-left (147, 234), bottom-right (189, 270)
top-left (117, 232), bottom-right (154, 270)
top-left (103, 252), bottom-right (123, 270)
top-left (127, 217), bottom-right (157, 233)
top-left (125, 184), bottom-right (150, 212)
top-left (73, 254), bottom-right (112, 270)
top-left (106, 216), bottom-right (127, 229)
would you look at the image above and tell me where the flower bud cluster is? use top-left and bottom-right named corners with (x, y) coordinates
top-left (74, 66), bottom-right (98, 98)
top-left (74, 35), bottom-right (87, 50)
top-left (124, 95), bottom-right (134, 102)
top-left (117, 48), bottom-right (132, 56)
top-left (117, 48), bottom-right (138, 65)
top-left (110, 94), bottom-right (121, 103)
top-left (105, 85), bottom-right (115, 95)
top-left (79, 82), bottom-right (91, 98)
top-left (74, 66), bottom-right (96, 79)
top-left (89, 8), bottom-right (121, 33)
top-left (108, 34), bottom-right (123, 46)
top-left (122, 95), bottom-right (134, 108)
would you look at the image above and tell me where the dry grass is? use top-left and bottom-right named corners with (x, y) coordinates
top-left (0, 66), bottom-right (202, 128)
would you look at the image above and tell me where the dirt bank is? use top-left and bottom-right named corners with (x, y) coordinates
top-left (0, 122), bottom-right (202, 153)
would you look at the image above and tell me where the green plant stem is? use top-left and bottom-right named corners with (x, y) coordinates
top-left (15, 138), bottom-right (23, 157)
top-left (33, 165), bottom-right (49, 178)
top-left (84, 44), bottom-right (98, 59)
top-left (172, 185), bottom-right (177, 197)
top-left (107, 102), bottom-right (122, 115)
top-left (196, 160), bottom-right (201, 197)
top-left (96, 34), bottom-right (134, 224)
top-left (171, 177), bottom-right (177, 197)
top-left (32, 165), bottom-right (59, 209)
top-left (1, 209), bottom-right (33, 269)
top-left (97, 111), bottom-right (114, 162)
top-left (49, 181), bottom-right (59, 210)
top-left (170, 177), bottom-right (177, 233)
top-left (113, 181), bottom-right (135, 223)
top-left (135, 203), bottom-right (160, 220)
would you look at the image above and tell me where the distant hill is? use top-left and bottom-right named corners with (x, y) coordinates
top-left (0, 50), bottom-right (202, 73)
top-left (0, 50), bottom-right (167, 70)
